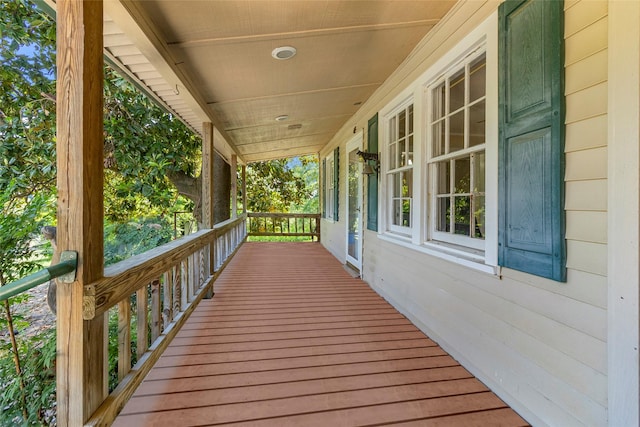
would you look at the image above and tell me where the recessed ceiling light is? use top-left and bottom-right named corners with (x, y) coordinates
top-left (353, 101), bottom-right (362, 106)
top-left (275, 115), bottom-right (289, 122)
top-left (272, 46), bottom-right (297, 60)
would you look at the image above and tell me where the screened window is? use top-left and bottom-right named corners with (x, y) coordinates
top-left (428, 52), bottom-right (486, 250)
top-left (386, 104), bottom-right (414, 234)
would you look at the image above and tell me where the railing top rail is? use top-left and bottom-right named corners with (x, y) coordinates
top-left (247, 212), bottom-right (320, 218)
top-left (85, 215), bottom-right (247, 320)
top-left (0, 251), bottom-right (77, 303)
top-left (85, 228), bottom-right (216, 320)
top-left (214, 214), bottom-right (247, 234)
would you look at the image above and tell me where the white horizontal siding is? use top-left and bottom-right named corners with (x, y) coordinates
top-left (324, 1), bottom-right (610, 426)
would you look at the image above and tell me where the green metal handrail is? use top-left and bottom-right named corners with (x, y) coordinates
top-left (0, 251), bottom-right (77, 302)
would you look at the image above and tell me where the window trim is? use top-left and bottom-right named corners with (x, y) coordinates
top-left (324, 152), bottom-right (335, 222)
top-left (425, 49), bottom-right (488, 251)
top-left (376, 11), bottom-right (499, 270)
top-left (382, 98), bottom-right (415, 236)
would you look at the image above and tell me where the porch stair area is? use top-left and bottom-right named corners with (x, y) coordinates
top-left (114, 242), bottom-right (528, 426)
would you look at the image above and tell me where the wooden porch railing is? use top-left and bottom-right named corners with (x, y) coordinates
top-left (247, 212), bottom-right (321, 241)
top-left (82, 214), bottom-right (246, 426)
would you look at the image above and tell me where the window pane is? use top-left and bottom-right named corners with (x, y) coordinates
top-left (408, 105), bottom-right (414, 134)
top-left (389, 142), bottom-right (396, 170)
top-left (402, 199), bottom-right (411, 227)
top-left (393, 173), bottom-right (402, 197)
top-left (449, 111), bottom-right (464, 152)
top-left (469, 54), bottom-right (486, 102)
top-left (407, 135), bottom-right (413, 165)
top-left (473, 152), bottom-right (485, 194)
top-left (469, 100), bottom-right (485, 147)
top-left (433, 83), bottom-right (445, 120)
top-left (454, 157), bottom-right (470, 193)
top-left (473, 195), bottom-right (485, 239)
top-left (393, 199), bottom-right (402, 226)
top-left (436, 197), bottom-right (450, 232)
top-left (432, 120), bottom-right (445, 157)
top-left (449, 68), bottom-right (465, 112)
top-left (398, 138), bottom-right (406, 167)
top-left (436, 161), bottom-right (450, 194)
top-left (389, 116), bottom-right (396, 142)
top-left (453, 195), bottom-right (471, 236)
top-left (402, 170), bottom-right (413, 197)
top-left (398, 110), bottom-right (406, 138)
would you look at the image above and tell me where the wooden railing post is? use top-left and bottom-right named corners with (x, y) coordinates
top-left (56, 1), bottom-right (107, 425)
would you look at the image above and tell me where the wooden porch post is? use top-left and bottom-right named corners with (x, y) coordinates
top-left (242, 165), bottom-right (247, 213)
top-left (202, 122), bottom-right (215, 277)
top-left (231, 154), bottom-right (238, 219)
top-left (56, 1), bottom-right (107, 425)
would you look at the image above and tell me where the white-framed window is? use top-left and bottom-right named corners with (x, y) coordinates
top-left (385, 103), bottom-right (414, 235)
top-left (427, 51), bottom-right (487, 251)
top-left (324, 153), bottom-right (335, 220)
top-left (376, 12), bottom-right (498, 272)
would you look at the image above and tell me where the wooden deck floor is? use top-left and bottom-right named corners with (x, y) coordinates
top-left (114, 242), bottom-right (529, 426)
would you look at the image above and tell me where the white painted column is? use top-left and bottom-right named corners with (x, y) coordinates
top-left (608, 1), bottom-right (640, 425)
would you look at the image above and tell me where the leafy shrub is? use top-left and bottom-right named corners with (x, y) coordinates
top-left (104, 217), bottom-right (173, 266)
top-left (0, 326), bottom-right (56, 426)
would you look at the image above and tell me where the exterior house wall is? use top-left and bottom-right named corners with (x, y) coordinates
top-left (320, 214), bottom-right (347, 263)
top-left (320, 1), bottom-right (610, 425)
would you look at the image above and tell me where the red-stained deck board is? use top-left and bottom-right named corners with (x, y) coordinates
top-left (114, 242), bottom-right (528, 427)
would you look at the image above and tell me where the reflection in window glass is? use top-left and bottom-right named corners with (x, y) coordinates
top-left (387, 103), bottom-right (414, 232)
top-left (449, 68), bottom-right (465, 112)
top-left (428, 52), bottom-right (486, 242)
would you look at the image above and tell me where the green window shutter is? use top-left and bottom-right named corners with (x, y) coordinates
top-left (498, 0), bottom-right (566, 281)
top-left (367, 114), bottom-right (379, 231)
top-left (333, 147), bottom-right (340, 222)
top-left (322, 158), bottom-right (327, 218)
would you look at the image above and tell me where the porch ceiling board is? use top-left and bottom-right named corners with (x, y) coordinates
top-left (113, 242), bottom-right (528, 426)
top-left (100, 0), bottom-right (457, 162)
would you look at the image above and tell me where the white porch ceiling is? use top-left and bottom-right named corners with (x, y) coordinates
top-left (103, 0), bottom-right (457, 163)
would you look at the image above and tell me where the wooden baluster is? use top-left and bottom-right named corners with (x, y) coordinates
top-left (117, 300), bottom-right (131, 381)
top-left (191, 252), bottom-right (198, 297)
top-left (162, 272), bottom-right (172, 328)
top-left (181, 259), bottom-right (188, 311)
top-left (136, 286), bottom-right (148, 357)
top-left (150, 280), bottom-right (161, 342)
top-left (199, 248), bottom-right (206, 287)
top-left (172, 265), bottom-right (181, 316)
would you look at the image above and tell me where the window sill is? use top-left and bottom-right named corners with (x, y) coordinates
top-left (322, 217), bottom-right (336, 224)
top-left (377, 233), bottom-right (497, 275)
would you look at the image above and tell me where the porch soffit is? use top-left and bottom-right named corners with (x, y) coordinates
top-left (104, 1), bottom-right (456, 163)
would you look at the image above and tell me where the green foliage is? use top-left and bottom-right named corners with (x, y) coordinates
top-left (1, 0), bottom-right (201, 226)
top-left (102, 67), bottom-right (202, 222)
top-left (0, 0), bottom-right (57, 212)
top-left (288, 155), bottom-right (319, 213)
top-left (0, 327), bottom-right (56, 426)
top-left (243, 156), bottom-right (318, 214)
top-left (0, 182), bottom-right (52, 285)
top-left (104, 217), bottom-right (174, 266)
